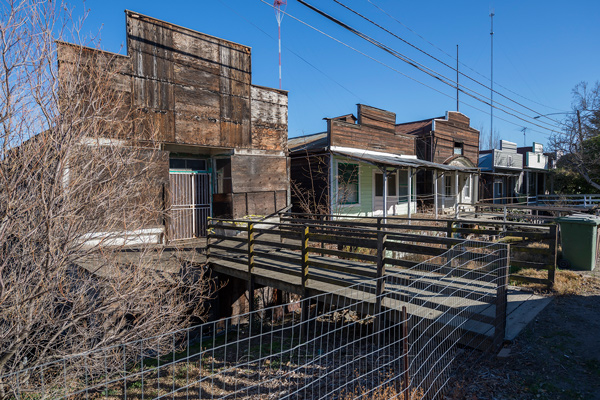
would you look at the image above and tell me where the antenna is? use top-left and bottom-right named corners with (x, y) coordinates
top-left (490, 9), bottom-right (495, 144)
top-left (274, 0), bottom-right (287, 90)
top-left (521, 127), bottom-right (527, 146)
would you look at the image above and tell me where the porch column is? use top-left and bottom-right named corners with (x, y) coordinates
top-left (454, 170), bottom-right (459, 218)
top-left (407, 167), bottom-right (412, 222)
top-left (382, 167), bottom-right (388, 220)
top-left (525, 171), bottom-right (529, 204)
top-left (434, 170), bottom-right (439, 219)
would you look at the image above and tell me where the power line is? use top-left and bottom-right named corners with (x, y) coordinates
top-left (296, 0), bottom-right (561, 132)
top-left (330, 0), bottom-right (563, 128)
top-left (217, 0), bottom-right (364, 101)
top-left (256, 0), bottom-right (560, 136)
top-left (365, 0), bottom-right (566, 113)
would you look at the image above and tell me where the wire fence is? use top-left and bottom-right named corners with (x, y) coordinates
top-left (1, 240), bottom-right (508, 400)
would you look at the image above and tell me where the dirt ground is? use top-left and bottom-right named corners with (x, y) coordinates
top-left (446, 272), bottom-right (600, 400)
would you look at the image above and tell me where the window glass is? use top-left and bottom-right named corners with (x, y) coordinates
top-left (445, 176), bottom-right (452, 196)
top-left (375, 172), bottom-right (397, 196)
top-left (338, 163), bottom-right (359, 204)
top-left (169, 159), bottom-right (186, 169)
top-left (454, 142), bottom-right (464, 155)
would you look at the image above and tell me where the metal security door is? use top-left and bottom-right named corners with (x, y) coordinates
top-left (169, 173), bottom-right (211, 240)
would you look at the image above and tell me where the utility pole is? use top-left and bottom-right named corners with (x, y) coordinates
top-left (490, 10), bottom-right (495, 145)
top-left (521, 127), bottom-right (527, 147)
top-left (456, 44), bottom-right (459, 111)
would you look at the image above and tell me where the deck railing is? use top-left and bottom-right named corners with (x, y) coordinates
top-left (275, 212), bottom-right (557, 287)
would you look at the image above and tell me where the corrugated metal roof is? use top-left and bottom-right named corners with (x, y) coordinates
top-left (288, 132), bottom-right (328, 152)
top-left (331, 147), bottom-right (477, 172)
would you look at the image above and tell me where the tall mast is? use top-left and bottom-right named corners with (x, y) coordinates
top-left (274, 1), bottom-right (287, 90)
top-left (490, 10), bottom-right (495, 145)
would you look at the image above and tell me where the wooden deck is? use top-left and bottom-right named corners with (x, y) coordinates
top-left (205, 213), bottom-right (554, 352)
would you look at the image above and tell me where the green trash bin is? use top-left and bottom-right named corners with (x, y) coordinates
top-left (556, 215), bottom-right (600, 271)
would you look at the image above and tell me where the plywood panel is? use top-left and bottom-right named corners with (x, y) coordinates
top-left (231, 154), bottom-right (288, 193)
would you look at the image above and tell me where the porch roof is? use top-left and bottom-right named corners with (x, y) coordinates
top-left (330, 146), bottom-right (478, 173)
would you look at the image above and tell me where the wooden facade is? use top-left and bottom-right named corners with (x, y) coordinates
top-left (58, 11), bottom-right (289, 241)
top-left (395, 111), bottom-right (480, 210)
top-left (330, 105), bottom-right (415, 156)
top-left (290, 105), bottom-right (418, 216)
top-left (395, 111), bottom-right (480, 166)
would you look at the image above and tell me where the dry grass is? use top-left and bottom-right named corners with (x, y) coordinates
top-left (513, 268), bottom-right (600, 295)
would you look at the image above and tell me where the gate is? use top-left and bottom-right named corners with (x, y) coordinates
top-left (169, 172), bottom-right (211, 240)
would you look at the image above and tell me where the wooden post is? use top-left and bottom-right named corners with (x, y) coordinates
top-left (402, 306), bottom-right (409, 400)
top-left (454, 170), bottom-right (459, 219)
top-left (301, 225), bottom-right (310, 327)
top-left (247, 222), bottom-right (255, 313)
top-left (382, 167), bottom-right (388, 221)
top-left (434, 170), bottom-right (439, 220)
top-left (549, 224), bottom-right (558, 286)
top-left (446, 220), bottom-right (454, 266)
top-left (374, 228), bottom-right (387, 334)
top-left (494, 244), bottom-right (510, 350)
top-left (407, 167), bottom-right (412, 223)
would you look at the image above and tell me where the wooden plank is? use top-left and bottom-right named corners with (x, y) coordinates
top-left (307, 259), bottom-right (377, 279)
top-left (307, 247), bottom-right (377, 263)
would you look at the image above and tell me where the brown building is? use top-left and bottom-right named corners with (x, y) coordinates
top-left (58, 11), bottom-right (289, 242)
top-left (290, 105), bottom-right (475, 217)
top-left (395, 112), bottom-right (480, 211)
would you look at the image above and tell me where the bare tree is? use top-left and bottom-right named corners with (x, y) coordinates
top-left (479, 124), bottom-right (500, 150)
top-left (0, 1), bottom-right (213, 396)
top-left (549, 81), bottom-right (600, 191)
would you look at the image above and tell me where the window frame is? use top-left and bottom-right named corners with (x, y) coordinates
top-left (336, 160), bottom-right (360, 205)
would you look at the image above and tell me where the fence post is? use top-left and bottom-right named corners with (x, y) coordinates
top-left (301, 225), bottom-right (310, 329)
top-left (549, 224), bottom-right (557, 286)
top-left (206, 217), bottom-right (212, 259)
top-left (375, 228), bottom-right (387, 335)
top-left (402, 306), bottom-right (409, 400)
top-left (247, 222), bottom-right (255, 313)
top-left (494, 244), bottom-right (510, 350)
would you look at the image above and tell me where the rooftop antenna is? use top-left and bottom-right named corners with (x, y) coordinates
top-left (521, 127), bottom-right (527, 147)
top-left (490, 9), bottom-right (495, 146)
top-left (274, 0), bottom-right (287, 90)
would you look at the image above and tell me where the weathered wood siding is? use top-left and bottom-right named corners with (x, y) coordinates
top-left (251, 86), bottom-right (288, 151)
top-left (230, 153), bottom-right (289, 218)
top-left (431, 112), bottom-right (479, 165)
top-left (330, 105), bottom-right (415, 156)
top-left (57, 43), bottom-right (133, 139)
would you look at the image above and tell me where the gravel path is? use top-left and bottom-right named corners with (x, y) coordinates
top-left (446, 275), bottom-right (600, 399)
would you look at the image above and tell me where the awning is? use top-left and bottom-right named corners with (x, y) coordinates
top-left (330, 146), bottom-right (479, 172)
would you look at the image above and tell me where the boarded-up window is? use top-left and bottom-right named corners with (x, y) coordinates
top-left (337, 162), bottom-right (359, 204)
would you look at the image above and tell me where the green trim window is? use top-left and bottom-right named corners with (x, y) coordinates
top-left (337, 162), bottom-right (359, 205)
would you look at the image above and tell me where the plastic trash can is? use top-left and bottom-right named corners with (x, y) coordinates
top-left (556, 215), bottom-right (600, 271)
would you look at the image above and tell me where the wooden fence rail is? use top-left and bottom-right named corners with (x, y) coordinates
top-left (207, 217), bottom-right (511, 349)
top-left (279, 212), bottom-right (556, 287)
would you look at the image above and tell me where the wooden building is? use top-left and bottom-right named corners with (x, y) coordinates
top-left (58, 11), bottom-right (289, 242)
top-left (395, 112), bottom-right (480, 212)
top-left (290, 105), bottom-right (474, 217)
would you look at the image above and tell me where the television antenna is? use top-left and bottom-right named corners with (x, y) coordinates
top-left (274, 0), bottom-right (287, 89)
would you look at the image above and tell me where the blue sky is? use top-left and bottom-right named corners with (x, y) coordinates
top-left (75, 0), bottom-right (600, 148)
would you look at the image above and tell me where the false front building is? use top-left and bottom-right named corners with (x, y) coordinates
top-left (58, 11), bottom-right (289, 242)
top-left (289, 105), bottom-right (478, 217)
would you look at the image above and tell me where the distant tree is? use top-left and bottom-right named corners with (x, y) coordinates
top-left (549, 81), bottom-right (600, 191)
top-left (479, 125), bottom-right (500, 150)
